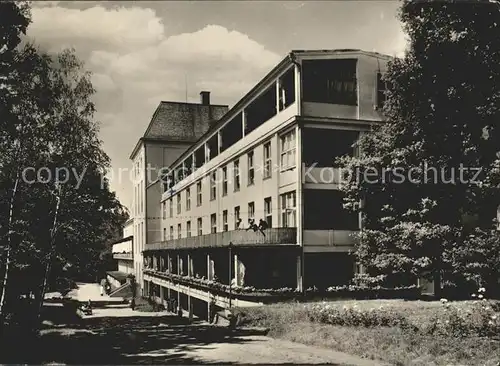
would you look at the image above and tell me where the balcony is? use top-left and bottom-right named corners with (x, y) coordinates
top-left (303, 230), bottom-right (357, 252)
top-left (113, 252), bottom-right (133, 260)
top-left (146, 228), bottom-right (297, 251)
top-left (143, 269), bottom-right (301, 303)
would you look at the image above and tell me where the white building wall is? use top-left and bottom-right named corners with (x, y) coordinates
top-left (160, 107), bottom-right (299, 239)
top-left (132, 146), bottom-right (145, 294)
top-left (123, 220), bottom-right (133, 238)
top-left (118, 261), bottom-right (134, 274)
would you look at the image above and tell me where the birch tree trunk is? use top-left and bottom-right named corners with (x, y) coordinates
top-left (0, 174), bottom-right (19, 325)
top-left (36, 186), bottom-right (62, 324)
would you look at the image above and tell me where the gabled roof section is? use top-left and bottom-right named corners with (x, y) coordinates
top-left (130, 101), bottom-right (229, 159)
top-left (143, 101), bottom-right (228, 140)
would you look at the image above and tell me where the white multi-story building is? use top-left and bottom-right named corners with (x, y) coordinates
top-left (123, 49), bottom-right (390, 317)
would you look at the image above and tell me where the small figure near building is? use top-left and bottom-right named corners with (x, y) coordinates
top-left (100, 278), bottom-right (107, 296)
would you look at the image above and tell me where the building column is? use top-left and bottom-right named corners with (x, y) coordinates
top-left (217, 130), bottom-right (222, 154)
top-left (296, 254), bottom-right (303, 292)
top-left (188, 295), bottom-right (193, 322)
top-left (177, 255), bottom-right (182, 275)
top-left (275, 79), bottom-right (280, 113)
top-left (207, 254), bottom-right (214, 281)
top-left (159, 286), bottom-right (164, 305)
top-left (234, 254), bottom-right (245, 286)
top-left (294, 62), bottom-right (301, 115)
top-left (177, 289), bottom-right (181, 315)
top-left (188, 254), bottom-right (193, 277)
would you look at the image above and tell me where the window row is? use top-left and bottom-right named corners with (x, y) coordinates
top-left (161, 192), bottom-right (296, 240)
top-left (162, 130), bottom-right (296, 217)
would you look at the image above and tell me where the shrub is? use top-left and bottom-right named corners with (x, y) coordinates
top-left (426, 288), bottom-right (500, 338)
top-left (305, 302), bottom-right (413, 329)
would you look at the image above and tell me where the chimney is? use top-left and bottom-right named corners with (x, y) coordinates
top-left (200, 91), bottom-right (210, 105)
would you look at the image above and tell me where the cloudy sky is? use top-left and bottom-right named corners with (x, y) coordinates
top-left (27, 1), bottom-right (407, 212)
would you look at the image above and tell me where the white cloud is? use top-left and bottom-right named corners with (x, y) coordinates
top-left (29, 5), bottom-right (165, 52)
top-left (159, 25), bottom-right (280, 69)
top-left (28, 3), bottom-right (281, 210)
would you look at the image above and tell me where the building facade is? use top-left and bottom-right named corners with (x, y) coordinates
top-left (126, 49), bottom-right (390, 319)
top-left (128, 95), bottom-right (229, 294)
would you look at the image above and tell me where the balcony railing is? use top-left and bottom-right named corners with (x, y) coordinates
top-left (143, 269), bottom-right (301, 301)
top-left (146, 227), bottom-right (297, 251)
top-left (113, 252), bottom-right (133, 260)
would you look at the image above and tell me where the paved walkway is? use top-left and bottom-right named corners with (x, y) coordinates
top-left (37, 292), bottom-right (385, 365)
top-left (67, 282), bottom-right (124, 303)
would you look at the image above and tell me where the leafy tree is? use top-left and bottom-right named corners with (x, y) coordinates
top-left (0, 2), bottom-right (128, 333)
top-left (339, 0), bottom-right (500, 296)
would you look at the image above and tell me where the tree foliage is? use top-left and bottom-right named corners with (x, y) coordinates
top-left (0, 1), bottom-right (128, 333)
top-left (339, 0), bottom-right (500, 296)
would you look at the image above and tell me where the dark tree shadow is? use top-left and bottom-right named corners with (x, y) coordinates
top-left (1, 311), bottom-right (276, 365)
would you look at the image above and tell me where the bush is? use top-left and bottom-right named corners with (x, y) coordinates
top-left (425, 290), bottom-right (500, 338)
top-left (305, 302), bottom-right (413, 329)
top-left (133, 297), bottom-right (165, 312)
top-left (237, 287), bottom-right (500, 339)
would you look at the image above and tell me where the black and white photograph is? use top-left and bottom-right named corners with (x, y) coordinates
top-left (0, 0), bottom-right (500, 365)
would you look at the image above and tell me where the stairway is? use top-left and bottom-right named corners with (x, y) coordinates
top-left (108, 282), bottom-right (132, 298)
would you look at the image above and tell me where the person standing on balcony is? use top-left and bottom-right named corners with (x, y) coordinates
top-left (246, 219), bottom-right (258, 232)
top-left (258, 219), bottom-right (268, 236)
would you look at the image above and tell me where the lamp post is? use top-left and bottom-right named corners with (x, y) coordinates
top-left (228, 242), bottom-right (233, 308)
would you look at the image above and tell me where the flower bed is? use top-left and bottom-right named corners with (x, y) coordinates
top-left (144, 269), bottom-right (420, 299)
top-left (237, 287), bottom-right (500, 339)
top-left (144, 269), bottom-right (299, 297)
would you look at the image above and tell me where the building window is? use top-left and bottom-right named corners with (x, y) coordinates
top-left (222, 166), bottom-right (228, 196)
top-left (176, 194), bottom-right (181, 214)
top-left (281, 191), bottom-right (297, 227)
top-left (281, 130), bottom-right (296, 170)
top-left (264, 197), bottom-right (272, 228)
top-left (248, 151), bottom-right (254, 185)
top-left (263, 141), bottom-right (272, 179)
top-left (248, 202), bottom-right (255, 221)
top-left (169, 226), bottom-right (174, 240)
top-left (234, 159), bottom-right (240, 191)
top-left (196, 181), bottom-right (202, 206)
top-left (197, 218), bottom-right (202, 236)
top-left (187, 221), bottom-right (191, 238)
top-left (169, 198), bottom-right (173, 218)
top-left (210, 171), bottom-right (217, 200)
top-left (177, 223), bottom-right (182, 239)
top-left (222, 210), bottom-right (228, 232)
top-left (234, 206), bottom-right (241, 229)
top-left (377, 72), bottom-right (387, 110)
top-left (210, 214), bottom-right (217, 234)
top-left (186, 187), bottom-right (191, 211)
top-left (162, 201), bottom-right (166, 219)
top-left (163, 227), bottom-right (166, 241)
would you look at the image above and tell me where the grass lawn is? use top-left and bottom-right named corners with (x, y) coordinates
top-left (235, 299), bottom-right (500, 366)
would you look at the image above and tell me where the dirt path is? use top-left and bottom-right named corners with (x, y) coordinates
top-left (35, 291), bottom-right (384, 365)
top-left (164, 331), bottom-right (383, 365)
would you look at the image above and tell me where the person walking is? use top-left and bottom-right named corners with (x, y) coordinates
top-left (100, 278), bottom-right (107, 296)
